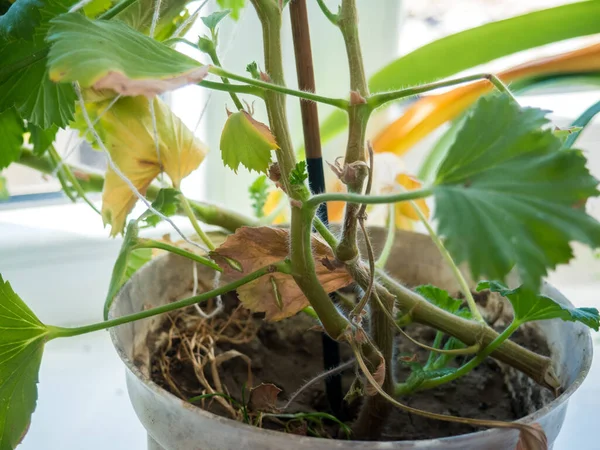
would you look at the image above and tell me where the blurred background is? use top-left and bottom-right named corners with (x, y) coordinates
top-left (1, 1), bottom-right (599, 448)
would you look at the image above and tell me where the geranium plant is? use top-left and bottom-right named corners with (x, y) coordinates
top-left (2, 0), bottom-right (600, 448)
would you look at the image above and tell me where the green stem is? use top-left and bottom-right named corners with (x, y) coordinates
top-left (98, 0), bottom-right (139, 20)
top-left (179, 193), bottom-right (216, 251)
top-left (198, 80), bottom-right (264, 98)
top-left (51, 263), bottom-right (285, 339)
top-left (375, 204), bottom-right (396, 269)
top-left (316, 0), bottom-right (339, 25)
top-left (424, 331), bottom-right (444, 370)
top-left (307, 186), bottom-right (433, 209)
top-left (208, 66), bottom-right (349, 110)
top-left (48, 145), bottom-right (102, 215)
top-left (135, 239), bottom-right (221, 272)
top-left (396, 321), bottom-right (520, 395)
top-left (368, 73), bottom-right (517, 110)
top-left (313, 217), bottom-right (338, 250)
top-left (207, 49), bottom-right (245, 110)
top-left (410, 200), bottom-right (485, 323)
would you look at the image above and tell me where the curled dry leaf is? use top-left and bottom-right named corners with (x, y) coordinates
top-left (248, 383), bottom-right (282, 413)
top-left (93, 67), bottom-right (209, 98)
top-left (73, 95), bottom-right (206, 235)
top-left (213, 227), bottom-right (353, 321)
top-left (516, 423), bottom-right (548, 450)
top-left (365, 357), bottom-right (386, 396)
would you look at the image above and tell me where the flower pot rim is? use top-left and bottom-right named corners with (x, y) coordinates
top-left (109, 250), bottom-right (593, 447)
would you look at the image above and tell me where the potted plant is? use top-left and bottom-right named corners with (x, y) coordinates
top-left (2, 0), bottom-right (600, 449)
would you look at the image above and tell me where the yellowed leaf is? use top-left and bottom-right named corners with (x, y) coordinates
top-left (248, 383), bottom-right (282, 413)
top-left (516, 423), bottom-right (548, 450)
top-left (213, 227), bottom-right (353, 321)
top-left (75, 95), bottom-right (207, 235)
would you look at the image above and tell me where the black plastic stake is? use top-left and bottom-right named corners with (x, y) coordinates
top-left (289, 0), bottom-right (343, 418)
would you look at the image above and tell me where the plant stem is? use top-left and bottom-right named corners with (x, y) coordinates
top-left (307, 186), bottom-right (433, 209)
top-left (16, 149), bottom-right (255, 233)
top-left (313, 217), bottom-right (338, 250)
top-left (396, 321), bottom-right (520, 395)
top-left (48, 145), bottom-right (101, 215)
top-left (375, 204), bottom-right (396, 269)
top-left (208, 66), bottom-right (349, 110)
top-left (316, 0), bottom-right (339, 25)
top-left (51, 263), bottom-right (285, 339)
top-left (198, 80), bottom-right (265, 98)
top-left (410, 200), bottom-right (485, 323)
top-left (368, 73), bottom-right (517, 109)
top-left (178, 192), bottom-right (216, 251)
top-left (98, 0), bottom-right (139, 20)
top-left (135, 238), bottom-right (221, 271)
top-left (207, 48), bottom-right (245, 110)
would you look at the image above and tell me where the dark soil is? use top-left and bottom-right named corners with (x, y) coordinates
top-left (147, 291), bottom-right (554, 441)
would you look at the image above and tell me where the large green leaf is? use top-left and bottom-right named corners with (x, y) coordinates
top-left (320, 1), bottom-right (600, 147)
top-left (47, 13), bottom-right (208, 96)
top-left (415, 285), bottom-right (462, 315)
top-left (477, 280), bottom-right (600, 330)
top-left (217, 0), bottom-right (245, 20)
top-left (0, 274), bottom-right (52, 449)
top-left (433, 94), bottom-right (600, 289)
top-left (0, 0), bottom-right (76, 128)
top-left (115, 0), bottom-right (191, 39)
top-left (0, 108), bottom-right (24, 170)
top-left (27, 123), bottom-right (58, 156)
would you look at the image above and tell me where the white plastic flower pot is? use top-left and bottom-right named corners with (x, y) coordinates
top-left (109, 229), bottom-right (592, 450)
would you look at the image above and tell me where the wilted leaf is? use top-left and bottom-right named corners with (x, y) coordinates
top-left (248, 383), bottom-right (281, 412)
top-left (0, 274), bottom-right (52, 449)
top-left (213, 227), bottom-right (352, 321)
top-left (74, 95), bottom-right (207, 235)
top-left (0, 108), bottom-right (24, 170)
top-left (477, 281), bottom-right (600, 330)
top-left (48, 13), bottom-right (208, 97)
top-left (220, 111), bottom-right (278, 174)
top-left (365, 358), bottom-right (386, 396)
top-left (516, 423), bottom-right (548, 450)
top-left (433, 94), bottom-right (600, 289)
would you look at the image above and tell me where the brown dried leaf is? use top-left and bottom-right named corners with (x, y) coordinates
top-left (249, 383), bottom-right (282, 413)
top-left (366, 357), bottom-right (386, 396)
top-left (213, 227), bottom-right (353, 321)
top-left (516, 423), bottom-right (548, 450)
top-left (93, 67), bottom-right (209, 98)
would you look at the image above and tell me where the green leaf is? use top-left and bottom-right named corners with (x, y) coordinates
top-left (0, 175), bottom-right (8, 201)
top-left (220, 111), bottom-right (277, 173)
top-left (289, 160), bottom-right (308, 186)
top-left (47, 13), bottom-right (208, 97)
top-left (248, 175), bottom-right (269, 218)
top-left (27, 123), bottom-right (58, 156)
top-left (0, 108), bottom-right (24, 170)
top-left (217, 0), bottom-right (245, 20)
top-left (433, 94), bottom-right (600, 289)
top-left (202, 10), bottom-right (230, 31)
top-left (0, 0), bottom-right (76, 128)
top-left (415, 285), bottom-right (463, 315)
top-left (477, 280), bottom-right (600, 330)
top-left (0, 274), bottom-right (52, 449)
top-left (114, 0), bottom-right (190, 39)
top-left (319, 1), bottom-right (600, 151)
top-left (83, 0), bottom-right (113, 17)
top-left (142, 188), bottom-right (182, 227)
top-left (103, 221), bottom-right (152, 319)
